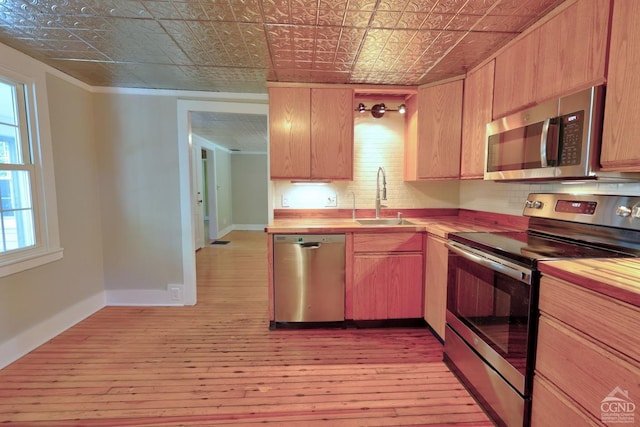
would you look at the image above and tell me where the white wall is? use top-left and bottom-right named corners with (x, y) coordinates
top-left (0, 44), bottom-right (105, 368)
top-left (215, 148), bottom-right (233, 235)
top-left (93, 93), bottom-right (184, 304)
top-left (231, 153), bottom-right (268, 227)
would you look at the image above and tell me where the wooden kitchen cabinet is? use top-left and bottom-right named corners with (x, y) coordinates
top-left (310, 88), bottom-right (354, 179)
top-left (269, 86), bottom-right (353, 179)
top-left (532, 275), bottom-right (640, 425)
top-left (405, 79), bottom-right (463, 180)
top-left (269, 87), bottom-right (311, 179)
top-left (424, 234), bottom-right (448, 340)
top-left (351, 232), bottom-right (424, 320)
top-left (461, 61), bottom-right (494, 179)
top-left (535, 0), bottom-right (609, 103)
top-left (601, 0), bottom-right (640, 171)
top-left (493, 29), bottom-right (539, 119)
top-left (493, 0), bottom-right (609, 119)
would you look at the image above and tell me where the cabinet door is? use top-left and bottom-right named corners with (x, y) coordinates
top-left (387, 253), bottom-right (423, 319)
top-left (269, 87), bottom-right (311, 179)
top-left (536, 0), bottom-right (609, 103)
top-left (352, 253), bottom-right (423, 320)
top-left (424, 235), bottom-right (448, 340)
top-left (493, 29), bottom-right (539, 119)
top-left (417, 80), bottom-right (463, 179)
top-left (535, 315), bottom-right (640, 421)
top-left (601, 0), bottom-right (640, 171)
top-left (461, 61), bottom-right (495, 179)
top-left (310, 88), bottom-right (353, 179)
top-left (352, 255), bottom-right (389, 320)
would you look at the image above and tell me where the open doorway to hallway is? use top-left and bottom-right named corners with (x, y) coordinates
top-left (177, 98), bottom-right (270, 305)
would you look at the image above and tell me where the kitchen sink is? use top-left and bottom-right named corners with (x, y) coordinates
top-left (356, 219), bottom-right (416, 226)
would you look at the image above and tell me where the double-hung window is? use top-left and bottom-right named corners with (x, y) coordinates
top-left (0, 78), bottom-right (35, 252)
top-left (0, 70), bottom-right (61, 276)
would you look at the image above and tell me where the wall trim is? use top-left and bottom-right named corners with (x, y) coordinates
top-left (233, 224), bottom-right (267, 231)
top-left (217, 224), bottom-right (234, 238)
top-left (105, 289), bottom-right (184, 306)
top-left (0, 292), bottom-right (105, 370)
top-left (92, 86), bottom-right (269, 100)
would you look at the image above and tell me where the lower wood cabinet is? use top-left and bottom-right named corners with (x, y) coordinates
top-left (532, 275), bottom-right (640, 426)
top-left (424, 234), bottom-right (448, 340)
top-left (350, 232), bottom-right (424, 320)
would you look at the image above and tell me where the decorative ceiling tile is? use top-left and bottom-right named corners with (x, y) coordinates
top-left (0, 0), bottom-right (565, 92)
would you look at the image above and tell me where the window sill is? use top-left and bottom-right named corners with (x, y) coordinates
top-left (0, 247), bottom-right (64, 278)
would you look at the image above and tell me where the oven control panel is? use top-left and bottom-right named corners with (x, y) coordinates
top-left (555, 200), bottom-right (597, 215)
top-left (523, 193), bottom-right (640, 231)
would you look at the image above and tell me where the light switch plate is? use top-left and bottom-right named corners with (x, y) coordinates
top-left (282, 195), bottom-right (290, 207)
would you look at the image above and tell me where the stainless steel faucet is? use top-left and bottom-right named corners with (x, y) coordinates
top-left (375, 166), bottom-right (387, 219)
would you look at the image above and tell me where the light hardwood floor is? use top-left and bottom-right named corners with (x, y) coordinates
top-left (0, 230), bottom-right (492, 426)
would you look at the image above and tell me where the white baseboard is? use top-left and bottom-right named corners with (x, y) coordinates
top-left (0, 292), bottom-right (105, 370)
top-left (217, 224), bottom-right (234, 238)
top-left (105, 288), bottom-right (186, 306)
top-left (233, 224), bottom-right (267, 231)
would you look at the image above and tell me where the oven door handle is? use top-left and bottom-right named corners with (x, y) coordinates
top-left (445, 242), bottom-right (532, 284)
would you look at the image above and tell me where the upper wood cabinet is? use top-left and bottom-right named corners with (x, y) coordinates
top-left (269, 87), bottom-right (311, 179)
top-left (310, 88), bottom-right (354, 179)
top-left (536, 0), bottom-right (609, 103)
top-left (493, 29), bottom-right (539, 119)
top-left (601, 0), bottom-right (640, 171)
top-left (493, 0), bottom-right (610, 119)
top-left (269, 86), bottom-right (353, 180)
top-left (461, 60), bottom-right (495, 179)
top-left (405, 79), bottom-right (463, 180)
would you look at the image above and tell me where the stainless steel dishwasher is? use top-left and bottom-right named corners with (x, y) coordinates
top-left (273, 234), bottom-right (345, 325)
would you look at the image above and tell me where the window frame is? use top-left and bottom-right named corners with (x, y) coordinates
top-left (0, 65), bottom-right (62, 277)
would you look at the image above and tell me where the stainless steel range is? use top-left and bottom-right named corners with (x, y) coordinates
top-left (444, 193), bottom-right (640, 427)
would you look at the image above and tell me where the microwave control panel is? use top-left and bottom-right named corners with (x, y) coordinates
top-left (558, 110), bottom-right (584, 166)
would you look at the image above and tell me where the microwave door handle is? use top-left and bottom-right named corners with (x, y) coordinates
top-left (540, 118), bottom-right (551, 168)
top-left (445, 242), bottom-right (532, 284)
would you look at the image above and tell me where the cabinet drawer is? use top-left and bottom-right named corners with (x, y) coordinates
top-left (539, 275), bottom-right (640, 363)
top-left (535, 316), bottom-right (640, 421)
top-left (531, 376), bottom-right (601, 427)
top-left (353, 232), bottom-right (423, 253)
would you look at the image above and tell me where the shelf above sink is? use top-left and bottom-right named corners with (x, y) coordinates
top-left (356, 219), bottom-right (416, 226)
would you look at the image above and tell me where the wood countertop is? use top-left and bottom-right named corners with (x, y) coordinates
top-left (539, 259), bottom-right (640, 308)
top-left (265, 214), bottom-right (524, 237)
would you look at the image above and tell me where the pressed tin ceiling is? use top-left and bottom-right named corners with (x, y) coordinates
top-left (190, 111), bottom-right (268, 151)
top-left (0, 0), bottom-right (565, 93)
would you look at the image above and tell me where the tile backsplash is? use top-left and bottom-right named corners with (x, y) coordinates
top-left (459, 180), bottom-right (640, 215)
top-left (272, 99), bottom-right (640, 215)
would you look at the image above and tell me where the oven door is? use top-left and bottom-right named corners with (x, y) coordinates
top-left (445, 241), bottom-right (537, 396)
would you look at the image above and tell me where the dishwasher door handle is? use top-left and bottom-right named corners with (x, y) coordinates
top-left (300, 242), bottom-right (321, 249)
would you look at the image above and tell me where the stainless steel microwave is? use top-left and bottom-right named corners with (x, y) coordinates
top-left (485, 86), bottom-right (604, 181)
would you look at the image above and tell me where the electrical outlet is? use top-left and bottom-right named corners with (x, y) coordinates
top-left (282, 195), bottom-right (290, 207)
top-left (325, 193), bottom-right (337, 207)
top-left (168, 285), bottom-right (183, 302)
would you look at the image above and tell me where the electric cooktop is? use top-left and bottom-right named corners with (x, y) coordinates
top-left (449, 231), bottom-right (633, 268)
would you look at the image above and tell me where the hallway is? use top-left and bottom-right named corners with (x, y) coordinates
top-left (0, 231), bottom-right (491, 426)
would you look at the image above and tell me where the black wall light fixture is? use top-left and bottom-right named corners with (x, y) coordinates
top-left (356, 102), bottom-right (406, 118)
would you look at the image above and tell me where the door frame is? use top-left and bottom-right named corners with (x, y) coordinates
top-left (177, 98), bottom-right (269, 305)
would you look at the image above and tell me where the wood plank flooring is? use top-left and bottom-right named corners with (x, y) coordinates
top-left (0, 231), bottom-right (492, 426)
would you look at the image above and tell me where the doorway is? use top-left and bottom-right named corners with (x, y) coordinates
top-left (177, 98), bottom-right (270, 305)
